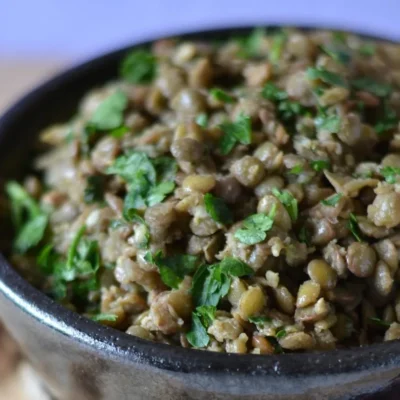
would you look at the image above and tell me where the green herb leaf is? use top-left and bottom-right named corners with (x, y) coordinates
top-left (348, 213), bottom-right (362, 242)
top-left (186, 311), bottom-right (211, 348)
top-left (320, 45), bottom-right (351, 64)
top-left (321, 193), bottom-right (343, 206)
top-left (266, 336), bottom-right (285, 354)
top-left (234, 207), bottom-right (276, 245)
top-left (219, 114), bottom-right (252, 155)
top-left (89, 91), bottom-right (128, 131)
top-left (381, 166), bottom-right (400, 184)
top-left (204, 193), bottom-right (233, 225)
top-left (315, 113), bottom-right (341, 133)
top-left (289, 164), bottom-right (303, 175)
top-left (84, 176), bottom-right (104, 204)
top-left (195, 113), bottom-right (208, 128)
top-left (146, 251), bottom-right (200, 289)
top-left (369, 317), bottom-right (391, 328)
top-left (248, 316), bottom-right (272, 326)
top-left (120, 49), bottom-right (156, 84)
top-left (6, 181), bottom-right (48, 253)
top-left (298, 226), bottom-right (311, 246)
top-left (359, 43), bottom-right (376, 56)
top-left (92, 313), bottom-right (118, 322)
top-left (310, 160), bottom-right (331, 172)
top-left (375, 103), bottom-right (398, 135)
top-left (110, 125), bottom-right (130, 138)
top-left (270, 30), bottom-right (287, 63)
top-left (272, 188), bottom-right (298, 221)
top-left (351, 77), bottom-right (392, 97)
top-left (236, 28), bottom-right (266, 58)
top-left (276, 329), bottom-right (287, 339)
top-left (219, 257), bottom-right (254, 277)
top-left (210, 88), bottom-right (235, 103)
top-left (146, 181), bottom-right (175, 207)
top-left (307, 67), bottom-right (347, 87)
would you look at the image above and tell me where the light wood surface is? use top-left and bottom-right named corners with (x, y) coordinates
top-left (0, 58), bottom-right (66, 399)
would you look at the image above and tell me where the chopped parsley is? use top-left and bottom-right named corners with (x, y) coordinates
top-left (186, 305), bottom-right (216, 348)
top-left (270, 30), bottom-right (287, 63)
top-left (92, 313), bottom-right (118, 322)
top-left (83, 176), bottom-right (104, 204)
top-left (306, 67), bottom-right (347, 87)
top-left (272, 188), bottom-right (298, 221)
top-left (88, 91), bottom-right (128, 131)
top-left (236, 28), bottom-right (266, 59)
top-left (321, 193), bottom-right (343, 206)
top-left (195, 113), bottom-right (208, 128)
top-left (6, 181), bottom-right (48, 253)
top-left (310, 160), bottom-right (331, 172)
top-left (275, 329), bottom-right (287, 339)
top-left (191, 257), bottom-right (254, 308)
top-left (210, 88), bottom-right (235, 103)
top-left (298, 226), bottom-right (311, 246)
top-left (359, 43), bottom-right (376, 56)
top-left (120, 49), bottom-right (157, 84)
top-left (289, 164), bottom-right (303, 175)
top-left (204, 193), bottom-right (233, 225)
top-left (219, 114), bottom-right (252, 155)
top-left (375, 101), bottom-right (398, 135)
top-left (320, 45), bottom-right (351, 64)
top-left (380, 166), bottom-right (400, 184)
top-left (234, 206), bottom-right (276, 245)
top-left (351, 77), bottom-right (392, 97)
top-left (248, 316), bottom-right (272, 326)
top-left (369, 317), bottom-right (391, 328)
top-left (315, 112), bottom-right (341, 133)
top-left (262, 82), bottom-right (306, 122)
top-left (145, 251), bottom-right (200, 289)
top-left (107, 152), bottom-right (176, 215)
top-left (348, 213), bottom-right (362, 242)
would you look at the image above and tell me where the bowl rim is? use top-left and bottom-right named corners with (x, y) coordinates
top-left (1, 25), bottom-right (400, 378)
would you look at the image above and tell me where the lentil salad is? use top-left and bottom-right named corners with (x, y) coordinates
top-left (6, 28), bottom-right (400, 355)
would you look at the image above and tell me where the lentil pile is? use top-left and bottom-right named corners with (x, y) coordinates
top-left (6, 28), bottom-right (400, 354)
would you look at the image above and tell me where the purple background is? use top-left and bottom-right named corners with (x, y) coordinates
top-left (1, 0), bottom-right (399, 61)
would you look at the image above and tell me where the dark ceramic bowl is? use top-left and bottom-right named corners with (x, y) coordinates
top-left (0, 27), bottom-right (400, 400)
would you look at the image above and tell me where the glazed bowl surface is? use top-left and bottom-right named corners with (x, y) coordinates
top-left (0, 26), bottom-right (399, 400)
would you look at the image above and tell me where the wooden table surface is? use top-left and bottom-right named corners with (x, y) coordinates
top-left (0, 59), bottom-right (65, 399)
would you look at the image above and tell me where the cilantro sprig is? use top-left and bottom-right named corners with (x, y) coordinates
top-left (219, 114), bottom-right (252, 155)
top-left (186, 305), bottom-right (216, 348)
top-left (307, 67), bottom-right (347, 87)
top-left (310, 160), bottom-right (331, 172)
top-left (380, 166), bottom-right (400, 184)
top-left (321, 193), bottom-right (343, 206)
top-left (6, 181), bottom-right (48, 253)
top-left (234, 206), bottom-right (276, 245)
top-left (348, 213), bottom-right (362, 242)
top-left (210, 88), bottom-right (235, 103)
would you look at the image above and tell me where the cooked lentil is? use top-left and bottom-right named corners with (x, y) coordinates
top-left (6, 28), bottom-right (400, 354)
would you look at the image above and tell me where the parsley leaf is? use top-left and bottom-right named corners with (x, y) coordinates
top-left (146, 181), bottom-right (175, 207)
top-left (110, 125), bottom-right (130, 138)
top-left (234, 206), bottom-right (276, 245)
top-left (191, 258), bottom-right (253, 308)
top-left (351, 77), bottom-right (392, 97)
top-left (236, 28), bottom-right (266, 59)
top-left (359, 43), bottom-right (376, 56)
top-left (320, 45), bottom-right (351, 64)
top-left (270, 30), bottom-right (287, 63)
top-left (187, 306), bottom-right (216, 348)
top-left (145, 251), bottom-right (200, 289)
top-left (348, 213), bottom-right (362, 242)
top-left (262, 82), bottom-right (306, 122)
top-left (89, 91), bottom-right (128, 131)
top-left (219, 114), bottom-right (252, 155)
top-left (315, 113), bottom-right (341, 133)
top-left (310, 160), bottom-right (331, 172)
top-left (272, 188), bottom-right (298, 221)
top-left (276, 329), bottom-right (287, 339)
top-left (306, 67), bottom-right (347, 87)
top-left (196, 113), bottom-right (208, 128)
top-left (6, 181), bottom-right (48, 253)
top-left (381, 166), bottom-right (400, 184)
top-left (84, 176), bottom-right (104, 204)
top-left (210, 88), bottom-right (234, 103)
top-left (321, 193), bottom-right (343, 206)
top-left (289, 164), bottom-right (303, 175)
top-left (375, 102), bottom-right (398, 135)
top-left (298, 226), bottom-right (311, 246)
top-left (120, 49), bottom-right (157, 84)
top-left (204, 193), bottom-right (233, 225)
top-left (92, 313), bottom-right (118, 322)
top-left (369, 317), bottom-right (391, 328)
